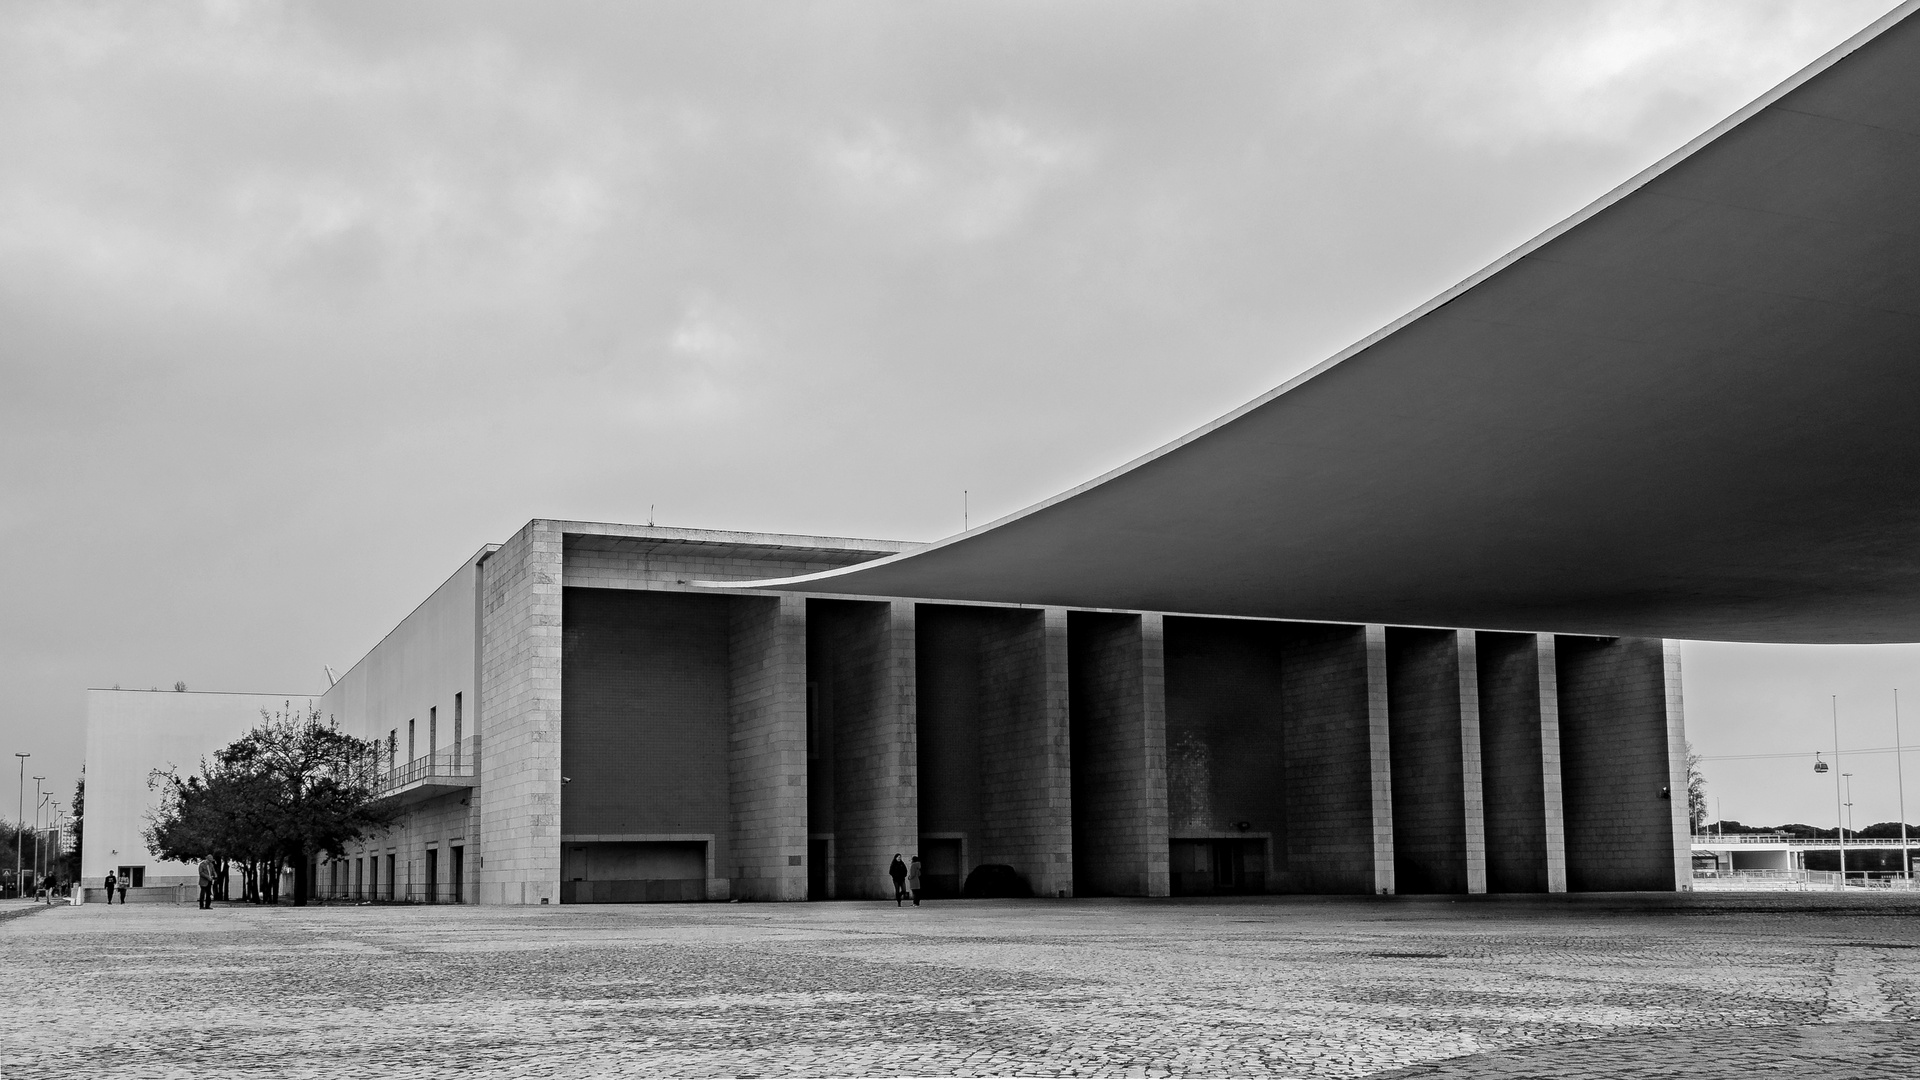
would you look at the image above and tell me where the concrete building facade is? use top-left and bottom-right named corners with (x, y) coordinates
top-left (138, 518), bottom-right (1687, 906)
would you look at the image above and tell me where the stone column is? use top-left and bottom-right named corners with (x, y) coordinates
top-left (728, 594), bottom-right (809, 901)
top-left (821, 599), bottom-right (918, 899)
top-left (1538, 634), bottom-right (1569, 894)
top-left (476, 519), bottom-right (564, 906)
top-left (1663, 640), bottom-right (1693, 893)
top-left (979, 608), bottom-right (1074, 897)
top-left (1367, 626), bottom-right (1394, 896)
top-left (1068, 611), bottom-right (1170, 897)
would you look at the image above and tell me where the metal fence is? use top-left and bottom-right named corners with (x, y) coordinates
top-left (1692, 869), bottom-right (1917, 890)
top-left (1691, 834), bottom-right (1914, 847)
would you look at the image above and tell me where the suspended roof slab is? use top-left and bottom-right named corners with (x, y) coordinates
top-left (731, 3), bottom-right (1920, 644)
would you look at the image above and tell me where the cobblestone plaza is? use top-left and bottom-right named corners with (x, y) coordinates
top-left (6, 892), bottom-right (1917, 1077)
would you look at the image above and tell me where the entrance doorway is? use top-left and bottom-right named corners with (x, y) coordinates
top-left (450, 846), bottom-right (464, 903)
top-left (921, 838), bottom-right (963, 898)
top-left (425, 848), bottom-right (439, 903)
top-left (560, 841), bottom-right (707, 903)
top-left (1169, 839), bottom-right (1266, 895)
top-left (807, 839), bottom-right (831, 900)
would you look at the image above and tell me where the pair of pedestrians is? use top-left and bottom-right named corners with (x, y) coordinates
top-left (101, 871), bottom-right (126, 904)
top-left (888, 853), bottom-right (922, 906)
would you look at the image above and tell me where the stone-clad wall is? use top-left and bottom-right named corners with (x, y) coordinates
top-left (977, 607), bottom-right (1072, 897)
top-left (1477, 632), bottom-right (1547, 892)
top-left (1067, 612), bottom-right (1169, 898)
top-left (1277, 624), bottom-right (1390, 895)
top-left (814, 599), bottom-right (918, 899)
top-left (330, 791), bottom-right (475, 903)
top-left (915, 607), bottom-right (988, 843)
top-left (1163, 618), bottom-right (1291, 844)
top-left (728, 594), bottom-right (809, 901)
top-left (1556, 636), bottom-right (1682, 892)
top-left (452, 523), bottom-right (1682, 904)
top-left (477, 520), bottom-right (564, 905)
top-left (563, 531), bottom-right (903, 590)
top-left (1385, 628), bottom-right (1484, 895)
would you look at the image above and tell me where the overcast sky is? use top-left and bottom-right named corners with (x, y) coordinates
top-left (3, 1), bottom-right (1913, 829)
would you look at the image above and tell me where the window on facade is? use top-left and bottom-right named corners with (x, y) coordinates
top-left (429, 706), bottom-right (437, 755)
top-left (408, 718), bottom-right (416, 761)
top-left (453, 693), bottom-right (463, 767)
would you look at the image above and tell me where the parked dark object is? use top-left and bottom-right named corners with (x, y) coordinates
top-left (960, 864), bottom-right (1031, 899)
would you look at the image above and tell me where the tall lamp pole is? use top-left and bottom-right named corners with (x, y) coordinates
top-left (32, 778), bottom-right (45, 892)
top-left (1897, 690), bottom-right (1911, 883)
top-left (12, 753), bottom-right (27, 899)
top-left (1833, 696), bottom-right (1848, 889)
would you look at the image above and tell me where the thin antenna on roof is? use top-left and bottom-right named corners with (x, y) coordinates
top-left (650, 504), bottom-right (655, 527)
top-left (964, 490), bottom-right (969, 532)
top-left (323, 665), bottom-right (338, 688)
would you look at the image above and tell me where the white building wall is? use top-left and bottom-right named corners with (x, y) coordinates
top-left (81, 689), bottom-right (309, 888)
top-left (322, 548), bottom-right (489, 899)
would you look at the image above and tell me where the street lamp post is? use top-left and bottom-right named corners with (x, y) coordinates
top-left (1897, 690), bottom-right (1911, 883)
top-left (1843, 772), bottom-right (1855, 834)
top-left (1833, 697), bottom-right (1848, 889)
top-left (32, 778), bottom-right (45, 895)
top-left (13, 753), bottom-right (27, 899)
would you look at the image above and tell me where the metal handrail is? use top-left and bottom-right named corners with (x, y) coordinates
top-left (375, 738), bottom-right (478, 795)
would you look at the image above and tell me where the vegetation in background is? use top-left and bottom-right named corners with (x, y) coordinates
top-left (1686, 742), bottom-right (1707, 832)
top-left (146, 704), bottom-right (395, 905)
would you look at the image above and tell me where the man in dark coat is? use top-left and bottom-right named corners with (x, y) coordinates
top-left (197, 858), bottom-right (217, 910)
top-left (103, 871), bottom-right (116, 904)
top-left (888, 854), bottom-right (908, 906)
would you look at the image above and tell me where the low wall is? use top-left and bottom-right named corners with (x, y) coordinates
top-left (79, 885), bottom-right (186, 905)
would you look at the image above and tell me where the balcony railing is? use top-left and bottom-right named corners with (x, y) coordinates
top-left (374, 738), bottom-right (478, 799)
top-left (1691, 834), bottom-right (1913, 847)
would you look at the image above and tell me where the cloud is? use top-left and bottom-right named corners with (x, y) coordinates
top-left (0, 0), bottom-right (1902, 801)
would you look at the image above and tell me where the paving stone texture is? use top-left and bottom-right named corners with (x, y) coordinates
top-left (4, 892), bottom-right (1918, 1078)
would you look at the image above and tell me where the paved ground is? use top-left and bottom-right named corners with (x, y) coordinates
top-left (3, 892), bottom-right (1917, 1078)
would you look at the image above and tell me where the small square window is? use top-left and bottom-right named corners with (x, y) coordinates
top-left (788, 854), bottom-right (803, 866)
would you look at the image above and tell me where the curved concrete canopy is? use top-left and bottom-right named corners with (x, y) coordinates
top-left (727, 3), bottom-right (1920, 644)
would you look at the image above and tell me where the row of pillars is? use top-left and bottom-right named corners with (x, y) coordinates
top-left (726, 596), bottom-right (1689, 901)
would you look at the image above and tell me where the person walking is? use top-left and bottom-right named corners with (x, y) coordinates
top-left (117, 875), bottom-right (128, 904)
top-left (907, 854), bottom-right (923, 906)
top-left (103, 871), bottom-right (116, 905)
top-left (888, 854), bottom-right (908, 906)
top-left (197, 857), bottom-right (216, 910)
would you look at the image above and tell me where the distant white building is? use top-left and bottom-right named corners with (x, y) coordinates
top-left (82, 688), bottom-right (312, 890)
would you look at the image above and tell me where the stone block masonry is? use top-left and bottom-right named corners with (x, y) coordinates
top-left (1068, 612), bottom-right (1169, 898)
top-left (728, 594), bottom-right (809, 901)
top-left (99, 521), bottom-right (1694, 909)
top-left (976, 607), bottom-right (1073, 897)
top-left (1475, 632), bottom-right (1568, 893)
top-left (1556, 636), bottom-right (1683, 892)
top-left (812, 599), bottom-right (918, 900)
top-left (1276, 623), bottom-right (1391, 895)
top-left (1385, 628), bottom-right (1485, 895)
top-left (476, 520), bottom-right (564, 906)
